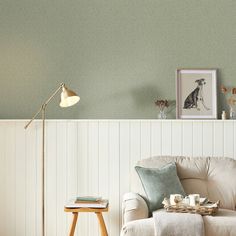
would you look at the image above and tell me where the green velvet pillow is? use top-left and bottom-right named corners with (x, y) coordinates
top-left (135, 162), bottom-right (185, 213)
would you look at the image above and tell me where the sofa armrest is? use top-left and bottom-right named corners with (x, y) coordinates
top-left (122, 192), bottom-right (149, 225)
top-left (120, 218), bottom-right (154, 236)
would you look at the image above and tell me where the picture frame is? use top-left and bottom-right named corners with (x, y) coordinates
top-left (176, 69), bottom-right (217, 119)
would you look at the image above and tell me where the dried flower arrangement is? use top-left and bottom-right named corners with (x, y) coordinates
top-left (221, 85), bottom-right (236, 119)
top-left (155, 99), bottom-right (169, 119)
top-left (155, 100), bottom-right (169, 110)
top-left (221, 85), bottom-right (236, 106)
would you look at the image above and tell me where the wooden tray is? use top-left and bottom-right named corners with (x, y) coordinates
top-left (162, 198), bottom-right (220, 216)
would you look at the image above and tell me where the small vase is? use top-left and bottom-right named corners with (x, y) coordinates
top-left (158, 109), bottom-right (167, 119)
top-left (230, 107), bottom-right (236, 119)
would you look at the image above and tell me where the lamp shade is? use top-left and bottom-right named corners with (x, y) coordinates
top-left (60, 86), bottom-right (80, 107)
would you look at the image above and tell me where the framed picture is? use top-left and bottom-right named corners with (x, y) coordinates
top-left (176, 69), bottom-right (217, 119)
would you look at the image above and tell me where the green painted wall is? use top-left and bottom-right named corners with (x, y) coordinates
top-left (0, 0), bottom-right (236, 119)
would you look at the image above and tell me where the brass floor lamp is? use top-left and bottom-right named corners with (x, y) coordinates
top-left (24, 83), bottom-right (80, 236)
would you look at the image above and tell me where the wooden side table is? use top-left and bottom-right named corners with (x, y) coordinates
top-left (64, 206), bottom-right (109, 236)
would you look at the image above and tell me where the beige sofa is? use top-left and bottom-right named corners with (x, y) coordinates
top-left (121, 156), bottom-right (236, 236)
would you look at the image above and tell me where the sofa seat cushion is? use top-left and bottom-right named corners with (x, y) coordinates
top-left (203, 209), bottom-right (236, 236)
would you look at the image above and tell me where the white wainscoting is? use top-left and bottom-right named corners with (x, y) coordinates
top-left (0, 120), bottom-right (235, 236)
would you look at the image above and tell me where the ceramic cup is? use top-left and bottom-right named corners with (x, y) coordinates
top-left (170, 194), bottom-right (183, 205)
top-left (189, 194), bottom-right (200, 206)
top-left (182, 196), bottom-right (190, 205)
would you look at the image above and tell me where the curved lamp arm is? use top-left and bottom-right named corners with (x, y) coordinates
top-left (24, 83), bottom-right (80, 129)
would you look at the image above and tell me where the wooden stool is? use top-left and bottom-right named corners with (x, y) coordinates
top-left (64, 207), bottom-right (109, 236)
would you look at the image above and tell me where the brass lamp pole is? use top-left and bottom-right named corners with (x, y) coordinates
top-left (24, 83), bottom-right (80, 236)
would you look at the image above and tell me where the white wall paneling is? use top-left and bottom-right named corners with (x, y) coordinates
top-left (0, 123), bottom-right (7, 236)
top-left (214, 121), bottom-right (224, 157)
top-left (192, 121), bottom-right (203, 156)
top-left (171, 121), bottom-right (182, 156)
top-left (182, 121), bottom-right (193, 157)
top-left (224, 121), bottom-right (234, 158)
top-left (0, 120), bottom-right (236, 236)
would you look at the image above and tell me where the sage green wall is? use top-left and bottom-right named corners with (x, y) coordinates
top-left (0, 0), bottom-right (236, 119)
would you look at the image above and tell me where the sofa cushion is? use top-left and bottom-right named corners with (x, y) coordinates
top-left (135, 162), bottom-right (185, 212)
top-left (203, 209), bottom-right (236, 236)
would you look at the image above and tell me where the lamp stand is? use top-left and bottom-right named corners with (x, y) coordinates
top-left (24, 83), bottom-right (79, 236)
top-left (25, 103), bottom-right (55, 236)
top-left (42, 105), bottom-right (46, 236)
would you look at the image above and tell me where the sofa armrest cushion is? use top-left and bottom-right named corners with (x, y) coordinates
top-left (122, 192), bottom-right (149, 225)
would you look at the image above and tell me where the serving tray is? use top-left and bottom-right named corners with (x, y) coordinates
top-left (162, 198), bottom-right (220, 216)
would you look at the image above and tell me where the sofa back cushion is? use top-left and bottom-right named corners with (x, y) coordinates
top-left (134, 156), bottom-right (236, 210)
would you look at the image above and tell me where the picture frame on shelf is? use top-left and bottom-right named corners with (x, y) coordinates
top-left (176, 68), bottom-right (217, 119)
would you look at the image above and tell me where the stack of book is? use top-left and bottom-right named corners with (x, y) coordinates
top-left (65, 196), bottom-right (109, 209)
top-left (75, 196), bottom-right (102, 203)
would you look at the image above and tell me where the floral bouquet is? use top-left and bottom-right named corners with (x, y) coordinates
top-left (155, 99), bottom-right (169, 119)
top-left (221, 85), bottom-right (236, 119)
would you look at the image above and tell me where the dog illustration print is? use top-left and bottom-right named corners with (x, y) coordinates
top-left (183, 78), bottom-right (210, 111)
